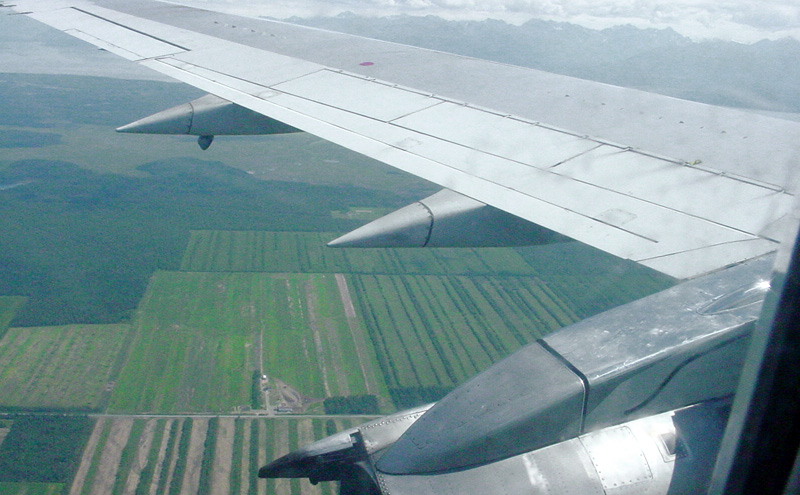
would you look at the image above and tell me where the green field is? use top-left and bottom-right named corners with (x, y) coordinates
top-left (351, 274), bottom-right (579, 391)
top-left (0, 298), bottom-right (25, 340)
top-left (0, 227), bottom-right (670, 415)
top-left (174, 230), bottom-right (674, 410)
top-left (0, 483), bottom-right (63, 495)
top-left (514, 242), bottom-right (674, 318)
top-left (0, 324), bottom-right (132, 410)
top-left (0, 157), bottom-right (405, 327)
top-left (109, 271), bottom-right (388, 413)
top-left (67, 416), bottom-right (366, 495)
top-left (180, 230), bottom-right (537, 275)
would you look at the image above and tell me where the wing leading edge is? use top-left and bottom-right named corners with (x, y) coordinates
top-left (6, 0), bottom-right (799, 279)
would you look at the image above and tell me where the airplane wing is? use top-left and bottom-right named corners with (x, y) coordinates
top-left (4, 0), bottom-right (799, 279)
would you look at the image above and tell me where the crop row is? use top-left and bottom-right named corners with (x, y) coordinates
top-left (350, 274), bottom-right (582, 394)
top-left (109, 271), bottom-right (389, 413)
top-left (515, 242), bottom-right (674, 318)
top-left (65, 416), bottom-right (365, 495)
top-left (0, 324), bottom-right (132, 411)
top-left (180, 231), bottom-right (538, 276)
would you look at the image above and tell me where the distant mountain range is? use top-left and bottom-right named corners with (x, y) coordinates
top-left (288, 13), bottom-right (800, 112)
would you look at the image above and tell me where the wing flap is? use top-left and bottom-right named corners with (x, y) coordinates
top-left (639, 238), bottom-right (778, 276)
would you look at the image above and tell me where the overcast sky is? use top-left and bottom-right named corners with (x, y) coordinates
top-left (190, 0), bottom-right (800, 42)
top-left (1, 0), bottom-right (798, 79)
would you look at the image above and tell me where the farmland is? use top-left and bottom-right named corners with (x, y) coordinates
top-left (350, 274), bottom-right (578, 392)
top-left (0, 415), bottom-right (93, 495)
top-left (0, 298), bottom-right (25, 340)
top-left (0, 156), bottom-right (400, 327)
top-left (63, 416), bottom-right (366, 495)
top-left (0, 324), bottom-right (132, 411)
top-left (108, 271), bottom-right (389, 413)
top-left (514, 242), bottom-right (674, 319)
top-left (0, 71), bottom-right (680, 495)
top-left (0, 416), bottom-right (92, 482)
top-left (0, 228), bottom-right (671, 416)
top-left (178, 230), bottom-right (671, 407)
top-left (180, 230), bottom-right (537, 275)
top-left (0, 483), bottom-right (63, 495)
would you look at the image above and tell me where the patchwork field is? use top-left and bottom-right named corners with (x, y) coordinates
top-left (0, 72), bottom-right (677, 494)
top-left (0, 324), bottom-right (132, 410)
top-left (173, 230), bottom-right (674, 411)
top-left (0, 230), bottom-right (671, 416)
top-left (179, 231), bottom-right (537, 276)
top-left (67, 416), bottom-right (365, 495)
top-left (108, 271), bottom-right (388, 413)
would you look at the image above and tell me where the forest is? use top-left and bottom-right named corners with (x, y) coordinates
top-left (323, 395), bottom-right (380, 415)
top-left (0, 415), bottom-right (93, 483)
top-left (0, 159), bottom-right (395, 326)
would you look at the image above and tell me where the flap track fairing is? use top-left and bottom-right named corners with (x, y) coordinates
top-left (328, 189), bottom-right (567, 248)
top-left (116, 94), bottom-right (300, 149)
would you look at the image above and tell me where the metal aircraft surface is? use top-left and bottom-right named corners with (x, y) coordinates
top-left (4, 0), bottom-right (800, 492)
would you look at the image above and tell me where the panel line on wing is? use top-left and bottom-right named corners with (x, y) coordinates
top-left (383, 109), bottom-right (768, 240)
top-left (156, 56), bottom-right (327, 98)
top-left (64, 29), bottom-right (145, 60)
top-left (545, 144), bottom-right (606, 169)
top-left (384, 100), bottom-right (788, 241)
top-left (72, 6), bottom-right (189, 51)
top-left (637, 238), bottom-right (776, 263)
top-left (28, 5), bottom-right (186, 60)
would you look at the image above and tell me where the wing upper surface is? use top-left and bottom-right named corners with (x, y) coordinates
top-left (8, 0), bottom-right (799, 278)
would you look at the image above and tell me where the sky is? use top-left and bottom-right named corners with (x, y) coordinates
top-left (187, 0), bottom-right (800, 42)
top-left (0, 0), bottom-right (798, 80)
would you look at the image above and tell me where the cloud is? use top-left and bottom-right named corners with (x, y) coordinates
top-left (198, 0), bottom-right (800, 41)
